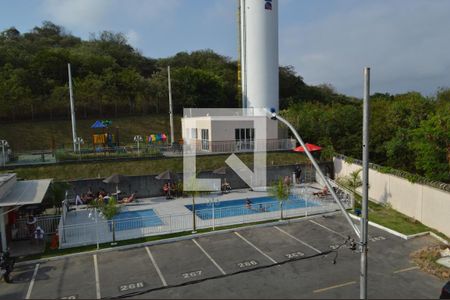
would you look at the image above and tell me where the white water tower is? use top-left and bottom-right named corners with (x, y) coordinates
top-left (240, 0), bottom-right (279, 112)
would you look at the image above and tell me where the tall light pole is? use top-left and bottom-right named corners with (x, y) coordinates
top-left (360, 67), bottom-right (370, 300)
top-left (68, 63), bottom-right (77, 152)
top-left (134, 135), bottom-right (143, 155)
top-left (0, 140), bottom-right (9, 167)
top-left (167, 66), bottom-right (175, 145)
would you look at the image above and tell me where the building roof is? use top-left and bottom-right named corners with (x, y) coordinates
top-left (0, 179), bottom-right (52, 207)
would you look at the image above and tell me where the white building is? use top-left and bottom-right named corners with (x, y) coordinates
top-left (180, 0), bottom-right (290, 153)
top-left (182, 113), bottom-right (293, 153)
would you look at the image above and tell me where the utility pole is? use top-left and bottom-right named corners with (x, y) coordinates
top-left (360, 67), bottom-right (370, 300)
top-left (168, 66), bottom-right (175, 145)
top-left (68, 63), bottom-right (77, 152)
top-left (239, 0), bottom-right (248, 111)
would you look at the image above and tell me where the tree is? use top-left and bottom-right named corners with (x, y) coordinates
top-left (336, 169), bottom-right (363, 210)
top-left (269, 177), bottom-right (291, 220)
top-left (93, 197), bottom-right (119, 245)
top-left (411, 110), bottom-right (450, 182)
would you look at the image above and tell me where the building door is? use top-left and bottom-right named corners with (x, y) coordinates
top-left (235, 128), bottom-right (254, 151)
top-left (201, 129), bottom-right (209, 151)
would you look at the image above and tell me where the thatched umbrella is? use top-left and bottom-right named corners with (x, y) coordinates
top-left (212, 166), bottom-right (228, 175)
top-left (155, 170), bottom-right (177, 180)
top-left (103, 174), bottom-right (129, 195)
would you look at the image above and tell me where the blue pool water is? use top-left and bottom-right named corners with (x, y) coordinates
top-left (112, 209), bottom-right (163, 231)
top-left (185, 196), bottom-right (317, 220)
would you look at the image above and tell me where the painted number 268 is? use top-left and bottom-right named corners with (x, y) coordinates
top-left (237, 260), bottom-right (258, 268)
top-left (119, 282), bottom-right (144, 292)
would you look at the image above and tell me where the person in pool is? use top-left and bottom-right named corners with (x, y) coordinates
top-left (258, 203), bottom-right (267, 212)
top-left (246, 198), bottom-right (252, 209)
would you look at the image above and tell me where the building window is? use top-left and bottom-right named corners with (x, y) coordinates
top-left (191, 128), bottom-right (197, 139)
top-left (201, 129), bottom-right (209, 151)
top-left (235, 128), bottom-right (255, 150)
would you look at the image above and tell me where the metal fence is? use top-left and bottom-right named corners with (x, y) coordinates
top-left (58, 195), bottom-right (350, 249)
top-left (12, 215), bottom-right (61, 240)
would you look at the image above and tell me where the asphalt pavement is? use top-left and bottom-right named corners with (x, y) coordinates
top-left (1, 214), bottom-right (446, 299)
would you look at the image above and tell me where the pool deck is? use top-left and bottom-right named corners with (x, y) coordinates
top-left (66, 183), bottom-right (328, 224)
top-left (60, 183), bottom-right (347, 248)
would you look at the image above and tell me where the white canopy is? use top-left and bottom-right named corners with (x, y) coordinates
top-left (0, 179), bottom-right (52, 207)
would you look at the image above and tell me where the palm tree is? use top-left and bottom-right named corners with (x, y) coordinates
top-left (92, 197), bottom-right (119, 245)
top-left (337, 169), bottom-right (363, 210)
top-left (269, 178), bottom-right (291, 221)
top-left (184, 175), bottom-right (203, 233)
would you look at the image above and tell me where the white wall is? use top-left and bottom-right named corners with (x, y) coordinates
top-left (334, 157), bottom-right (450, 237)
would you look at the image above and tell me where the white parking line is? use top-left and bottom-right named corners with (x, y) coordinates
top-left (192, 239), bottom-right (227, 275)
top-left (309, 220), bottom-right (347, 238)
top-left (25, 263), bottom-right (40, 299)
top-left (93, 254), bottom-right (101, 299)
top-left (393, 266), bottom-right (420, 274)
top-left (145, 247), bottom-right (168, 287)
top-left (274, 226), bottom-right (322, 254)
top-left (313, 281), bottom-right (356, 293)
top-left (234, 232), bottom-right (277, 264)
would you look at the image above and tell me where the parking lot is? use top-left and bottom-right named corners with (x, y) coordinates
top-left (1, 213), bottom-right (446, 299)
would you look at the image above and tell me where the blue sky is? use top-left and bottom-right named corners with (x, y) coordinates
top-left (1, 0), bottom-right (450, 97)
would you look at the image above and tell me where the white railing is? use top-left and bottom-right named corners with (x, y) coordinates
top-left (13, 215), bottom-right (61, 240)
top-left (58, 196), bottom-right (348, 249)
top-left (185, 139), bottom-right (296, 154)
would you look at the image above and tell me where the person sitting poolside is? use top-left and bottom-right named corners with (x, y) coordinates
top-left (119, 192), bottom-right (136, 204)
top-left (75, 194), bottom-right (84, 205)
top-left (221, 178), bottom-right (231, 193)
top-left (313, 186), bottom-right (329, 197)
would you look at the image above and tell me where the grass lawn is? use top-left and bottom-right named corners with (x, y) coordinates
top-left (367, 201), bottom-right (430, 235)
top-left (0, 114), bottom-right (181, 152)
top-left (351, 195), bottom-right (448, 239)
top-left (7, 152), bottom-right (310, 181)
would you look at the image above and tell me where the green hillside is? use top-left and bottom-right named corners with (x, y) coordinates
top-left (0, 115), bottom-right (181, 151)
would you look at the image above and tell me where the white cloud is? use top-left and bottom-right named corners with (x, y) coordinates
top-left (40, 0), bottom-right (181, 33)
top-left (280, 0), bottom-right (450, 97)
top-left (125, 29), bottom-right (140, 48)
top-left (41, 0), bottom-right (111, 30)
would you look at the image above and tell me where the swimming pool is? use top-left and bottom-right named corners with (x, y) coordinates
top-left (185, 195), bottom-right (317, 220)
top-left (111, 209), bottom-right (163, 231)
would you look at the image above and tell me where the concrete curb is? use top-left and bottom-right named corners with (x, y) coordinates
top-left (16, 210), bottom-right (341, 267)
top-left (349, 214), bottom-right (449, 245)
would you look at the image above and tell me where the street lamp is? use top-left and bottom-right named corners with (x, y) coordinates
top-left (207, 197), bottom-right (220, 230)
top-left (75, 137), bottom-right (84, 159)
top-left (0, 140), bottom-right (9, 167)
top-left (134, 135), bottom-right (143, 155)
